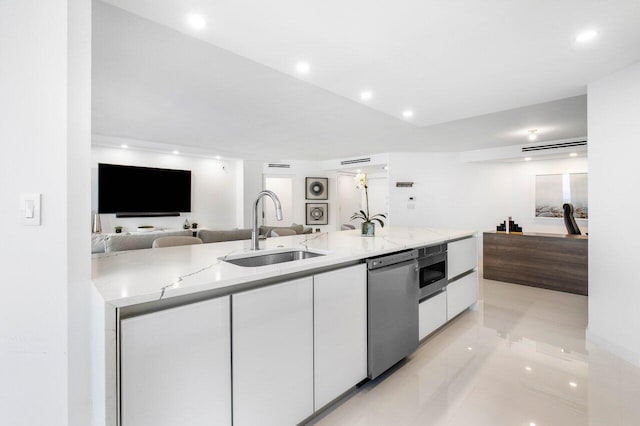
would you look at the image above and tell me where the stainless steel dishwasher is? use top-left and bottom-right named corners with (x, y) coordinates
top-left (367, 249), bottom-right (419, 379)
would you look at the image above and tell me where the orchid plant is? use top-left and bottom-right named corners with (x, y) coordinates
top-left (351, 173), bottom-right (387, 227)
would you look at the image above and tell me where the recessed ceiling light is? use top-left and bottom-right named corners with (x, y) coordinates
top-left (570, 152), bottom-right (578, 157)
top-left (215, 155), bottom-right (221, 160)
top-left (296, 62), bottom-right (310, 74)
top-left (356, 169), bottom-right (362, 173)
top-left (576, 30), bottom-right (598, 44)
top-left (187, 13), bottom-right (207, 30)
top-left (467, 347), bottom-right (473, 351)
top-left (569, 381), bottom-right (578, 388)
top-left (121, 144), bottom-right (128, 149)
top-left (524, 157), bottom-right (532, 161)
top-left (360, 91), bottom-right (373, 101)
top-left (172, 150), bottom-right (180, 155)
top-left (525, 366), bottom-right (532, 371)
top-left (402, 110), bottom-right (414, 119)
top-left (383, 165), bottom-right (389, 171)
top-left (530, 423), bottom-right (536, 426)
top-left (528, 129), bottom-right (538, 141)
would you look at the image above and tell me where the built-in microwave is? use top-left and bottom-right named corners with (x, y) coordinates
top-left (417, 243), bottom-right (447, 301)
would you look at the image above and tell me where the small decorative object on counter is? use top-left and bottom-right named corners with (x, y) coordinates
top-left (183, 219), bottom-right (190, 230)
top-left (508, 216), bottom-right (523, 234)
top-left (315, 228), bottom-right (321, 233)
top-left (114, 226), bottom-right (123, 234)
top-left (351, 173), bottom-right (386, 237)
top-left (496, 220), bottom-right (507, 233)
top-left (191, 222), bottom-right (198, 229)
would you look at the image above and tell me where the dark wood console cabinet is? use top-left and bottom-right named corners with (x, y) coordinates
top-left (483, 232), bottom-right (588, 295)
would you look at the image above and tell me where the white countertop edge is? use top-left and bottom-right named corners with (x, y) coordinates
top-left (92, 227), bottom-right (477, 308)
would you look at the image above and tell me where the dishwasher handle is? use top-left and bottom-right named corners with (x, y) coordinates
top-left (367, 249), bottom-right (418, 270)
top-left (367, 259), bottom-right (419, 275)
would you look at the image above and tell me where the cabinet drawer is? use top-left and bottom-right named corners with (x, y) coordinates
top-left (419, 292), bottom-right (447, 340)
top-left (448, 236), bottom-right (477, 280)
top-left (447, 271), bottom-right (479, 320)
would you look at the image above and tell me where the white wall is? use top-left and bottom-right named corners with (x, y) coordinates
top-left (241, 159), bottom-right (265, 228)
top-left (387, 153), bottom-right (512, 234)
top-left (261, 162), bottom-right (338, 232)
top-left (587, 61), bottom-right (640, 366)
top-left (508, 157), bottom-right (588, 235)
top-left (0, 1), bottom-right (92, 425)
top-left (92, 145), bottom-right (242, 232)
top-left (388, 153), bottom-right (589, 238)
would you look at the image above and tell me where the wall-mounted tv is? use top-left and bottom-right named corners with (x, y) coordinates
top-left (98, 163), bottom-right (191, 216)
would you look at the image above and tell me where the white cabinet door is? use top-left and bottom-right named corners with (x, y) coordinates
top-left (419, 292), bottom-right (447, 340)
top-left (121, 297), bottom-right (231, 426)
top-left (232, 277), bottom-right (314, 426)
top-left (448, 236), bottom-right (478, 280)
top-left (447, 271), bottom-right (479, 320)
top-left (314, 264), bottom-right (367, 410)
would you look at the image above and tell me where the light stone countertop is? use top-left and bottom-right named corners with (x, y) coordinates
top-left (92, 227), bottom-right (476, 308)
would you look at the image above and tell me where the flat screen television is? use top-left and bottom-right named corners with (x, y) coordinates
top-left (98, 163), bottom-right (191, 216)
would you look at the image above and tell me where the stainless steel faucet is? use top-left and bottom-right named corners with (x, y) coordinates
top-left (251, 190), bottom-right (283, 251)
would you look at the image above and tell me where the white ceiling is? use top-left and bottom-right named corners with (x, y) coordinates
top-left (101, 0), bottom-right (640, 126)
top-left (92, 1), bottom-right (634, 159)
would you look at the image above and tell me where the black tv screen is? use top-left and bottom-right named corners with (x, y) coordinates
top-left (98, 163), bottom-right (191, 214)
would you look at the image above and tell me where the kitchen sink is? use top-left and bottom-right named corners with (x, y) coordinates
top-left (221, 249), bottom-right (326, 267)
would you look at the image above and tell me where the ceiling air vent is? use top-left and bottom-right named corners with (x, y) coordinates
top-left (340, 157), bottom-right (371, 166)
top-left (267, 163), bottom-right (291, 168)
top-left (522, 140), bottom-right (587, 152)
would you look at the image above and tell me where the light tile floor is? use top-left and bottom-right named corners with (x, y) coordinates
top-left (314, 277), bottom-right (640, 426)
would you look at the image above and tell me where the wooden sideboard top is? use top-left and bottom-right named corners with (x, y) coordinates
top-left (484, 231), bottom-right (588, 240)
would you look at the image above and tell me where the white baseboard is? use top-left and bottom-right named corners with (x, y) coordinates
top-left (586, 327), bottom-right (640, 367)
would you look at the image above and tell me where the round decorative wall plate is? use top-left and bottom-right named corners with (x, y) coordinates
top-left (305, 177), bottom-right (328, 200)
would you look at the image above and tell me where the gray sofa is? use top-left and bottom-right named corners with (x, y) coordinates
top-left (198, 224), bottom-right (312, 243)
top-left (92, 224), bottom-right (313, 254)
top-left (92, 230), bottom-right (192, 254)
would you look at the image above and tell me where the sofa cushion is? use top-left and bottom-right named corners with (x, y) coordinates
top-left (91, 234), bottom-right (107, 254)
top-left (104, 230), bottom-right (191, 253)
top-left (197, 228), bottom-right (252, 243)
top-left (270, 228), bottom-right (297, 237)
top-left (259, 224), bottom-right (304, 237)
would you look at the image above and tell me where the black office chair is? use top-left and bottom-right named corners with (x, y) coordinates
top-left (563, 203), bottom-right (582, 235)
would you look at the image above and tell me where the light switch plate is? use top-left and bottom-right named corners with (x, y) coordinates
top-left (20, 193), bottom-right (41, 226)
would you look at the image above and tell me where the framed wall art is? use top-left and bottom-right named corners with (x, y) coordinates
top-left (305, 177), bottom-right (328, 200)
top-left (535, 173), bottom-right (588, 219)
top-left (306, 203), bottom-right (328, 225)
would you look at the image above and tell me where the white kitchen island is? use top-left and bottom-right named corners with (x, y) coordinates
top-left (92, 227), bottom-right (478, 426)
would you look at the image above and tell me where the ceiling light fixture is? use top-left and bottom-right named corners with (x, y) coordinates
top-left (467, 347), bottom-right (473, 351)
top-left (402, 110), bottom-right (414, 119)
top-left (383, 165), bottom-right (389, 171)
top-left (525, 366), bottom-right (532, 371)
top-left (215, 155), bottom-right (221, 160)
top-left (524, 157), bottom-right (532, 161)
top-left (296, 62), bottom-right (310, 74)
top-left (360, 91), bottom-right (373, 101)
top-left (576, 30), bottom-right (598, 44)
top-left (187, 13), bottom-right (207, 30)
top-left (172, 150), bottom-right (180, 155)
top-left (528, 129), bottom-right (538, 141)
top-left (569, 381), bottom-right (578, 388)
top-left (121, 144), bottom-right (128, 149)
top-left (570, 152), bottom-right (578, 157)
